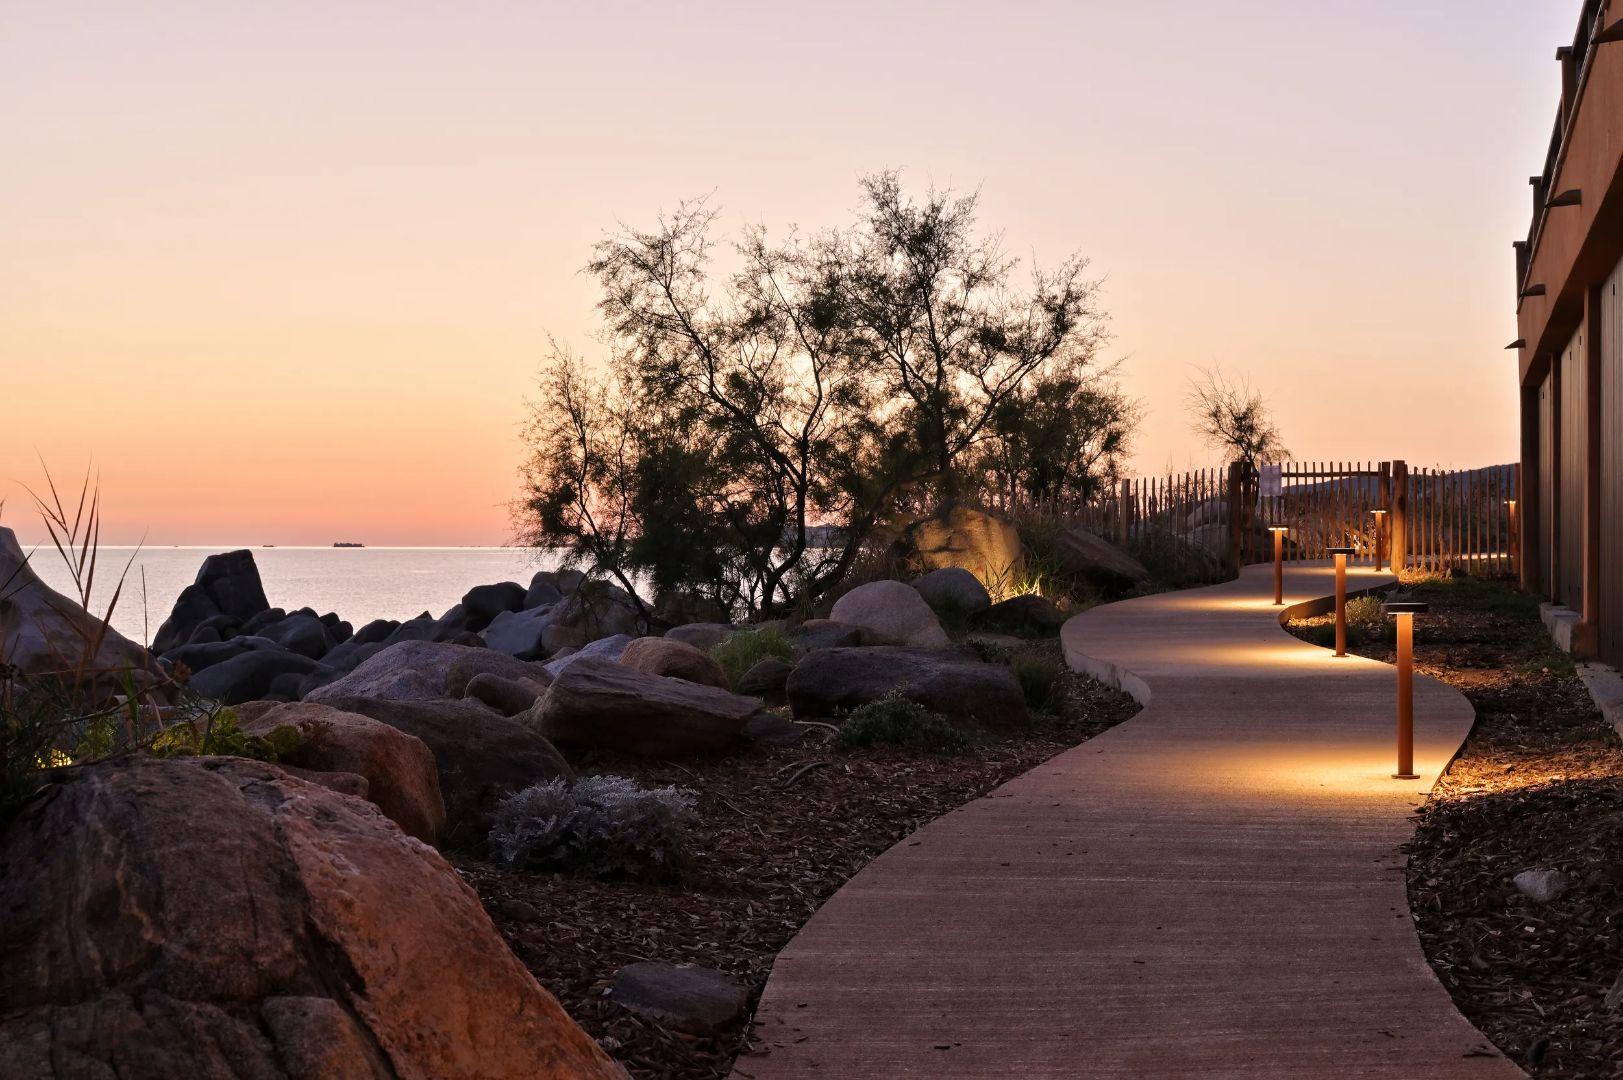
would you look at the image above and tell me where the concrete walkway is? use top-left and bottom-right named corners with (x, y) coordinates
top-left (737, 562), bottom-right (1520, 1078)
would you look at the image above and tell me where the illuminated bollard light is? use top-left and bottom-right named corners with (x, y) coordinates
top-left (1506, 499), bottom-right (1519, 576)
top-left (1382, 601), bottom-right (1428, 780)
top-left (1326, 546), bottom-right (1357, 658)
top-left (1269, 526), bottom-right (1289, 606)
top-left (1370, 509), bottom-right (1388, 571)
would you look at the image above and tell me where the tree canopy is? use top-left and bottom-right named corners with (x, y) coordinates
top-left (516, 173), bottom-right (1132, 618)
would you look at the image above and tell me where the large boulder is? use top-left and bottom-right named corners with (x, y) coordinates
top-left (0, 756), bottom-right (621, 1079)
top-left (163, 634), bottom-right (277, 674)
top-left (306, 640), bottom-right (491, 705)
top-left (318, 694), bottom-right (573, 838)
top-left (829, 580), bottom-right (950, 647)
top-left (463, 673), bottom-right (547, 716)
top-left (910, 567), bottom-right (991, 614)
top-left (907, 507), bottom-right (1024, 584)
top-left (786, 646), bottom-right (1029, 725)
top-left (187, 646), bottom-right (322, 705)
top-left (663, 622), bottom-right (736, 652)
top-left (552, 583), bottom-right (644, 641)
top-left (522, 571), bottom-right (565, 610)
top-left (619, 637), bottom-right (729, 689)
top-left (351, 618), bottom-right (398, 646)
top-left (257, 611), bottom-right (332, 660)
top-left (314, 637), bottom-right (386, 676)
top-left (652, 590), bottom-right (732, 628)
top-left (544, 634), bottom-right (634, 678)
top-left (483, 605), bottom-right (557, 660)
top-left (737, 658), bottom-right (793, 705)
top-left (971, 593), bottom-right (1067, 637)
top-left (152, 549), bottom-right (271, 655)
top-left (528, 658), bottom-right (760, 757)
top-left (789, 619), bottom-right (865, 653)
top-left (460, 582), bottom-right (527, 632)
top-left (1055, 527), bottom-right (1150, 591)
top-left (0, 526), bottom-right (160, 690)
top-left (444, 650), bottom-right (553, 698)
top-left (236, 700), bottom-right (447, 844)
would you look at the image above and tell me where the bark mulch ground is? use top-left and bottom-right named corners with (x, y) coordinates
top-left (1289, 574), bottom-right (1623, 1077)
top-left (454, 638), bottom-right (1139, 1080)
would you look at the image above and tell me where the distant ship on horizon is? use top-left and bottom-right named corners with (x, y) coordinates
top-left (332, 541), bottom-right (365, 548)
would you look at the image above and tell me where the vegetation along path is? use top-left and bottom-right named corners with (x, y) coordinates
top-left (737, 562), bottom-right (1521, 1078)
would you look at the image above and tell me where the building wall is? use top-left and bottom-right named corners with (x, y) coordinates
top-left (1558, 324), bottom-right (1587, 609)
top-left (1516, 0), bottom-right (1623, 663)
top-left (1601, 255), bottom-right (1623, 666)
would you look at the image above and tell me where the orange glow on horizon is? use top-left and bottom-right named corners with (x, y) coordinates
top-left (2, 3), bottom-right (1567, 544)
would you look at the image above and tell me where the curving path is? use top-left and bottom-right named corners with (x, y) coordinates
top-left (736, 562), bottom-right (1520, 1078)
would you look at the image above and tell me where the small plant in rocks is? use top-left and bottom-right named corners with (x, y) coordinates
top-left (488, 775), bottom-right (696, 882)
top-left (835, 691), bottom-right (976, 754)
top-left (711, 626), bottom-right (794, 689)
top-left (1012, 655), bottom-right (1063, 712)
top-left (961, 638), bottom-right (1013, 665)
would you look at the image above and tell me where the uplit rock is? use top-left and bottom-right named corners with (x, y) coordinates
top-left (908, 507), bottom-right (1024, 584)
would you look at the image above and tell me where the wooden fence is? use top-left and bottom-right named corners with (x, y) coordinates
top-left (1003, 459), bottom-right (1520, 582)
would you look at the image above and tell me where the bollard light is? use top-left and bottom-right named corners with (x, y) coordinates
top-left (1506, 499), bottom-right (1519, 575)
top-left (1269, 525), bottom-right (1289, 605)
top-left (1383, 601), bottom-right (1428, 779)
top-left (1327, 546), bottom-right (1356, 657)
top-left (1370, 509), bottom-right (1388, 571)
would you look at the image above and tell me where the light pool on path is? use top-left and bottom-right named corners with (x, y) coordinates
top-left (738, 561), bottom-right (1520, 1078)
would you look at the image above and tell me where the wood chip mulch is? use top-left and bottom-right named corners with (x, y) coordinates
top-left (453, 639), bottom-right (1139, 1079)
top-left (1290, 574), bottom-right (1623, 1077)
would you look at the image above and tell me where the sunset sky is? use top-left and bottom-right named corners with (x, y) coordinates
top-left (2, 2), bottom-right (1574, 545)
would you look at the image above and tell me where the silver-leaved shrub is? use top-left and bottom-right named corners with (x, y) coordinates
top-left (488, 774), bottom-right (696, 882)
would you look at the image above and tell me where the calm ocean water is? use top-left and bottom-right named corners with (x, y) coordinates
top-left (25, 546), bottom-right (568, 648)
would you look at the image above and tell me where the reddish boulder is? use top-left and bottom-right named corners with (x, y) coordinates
top-left (0, 756), bottom-right (623, 1079)
top-left (236, 700), bottom-right (447, 844)
top-left (318, 694), bottom-right (572, 840)
top-left (619, 636), bottom-right (729, 689)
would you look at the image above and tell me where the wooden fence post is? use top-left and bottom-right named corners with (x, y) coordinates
top-left (1118, 478), bottom-right (1132, 546)
top-left (1390, 459), bottom-right (1408, 572)
top-left (1226, 461), bottom-right (1244, 575)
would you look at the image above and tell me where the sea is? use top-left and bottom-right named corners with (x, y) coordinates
top-left (24, 546), bottom-right (569, 648)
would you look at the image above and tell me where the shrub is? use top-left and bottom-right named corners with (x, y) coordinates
top-left (488, 774), bottom-right (696, 882)
top-left (711, 626), bottom-right (794, 690)
top-left (835, 691), bottom-right (976, 753)
top-left (961, 637), bottom-right (1012, 665)
top-left (1012, 655), bottom-right (1063, 711)
top-left (1345, 595), bottom-right (1388, 642)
